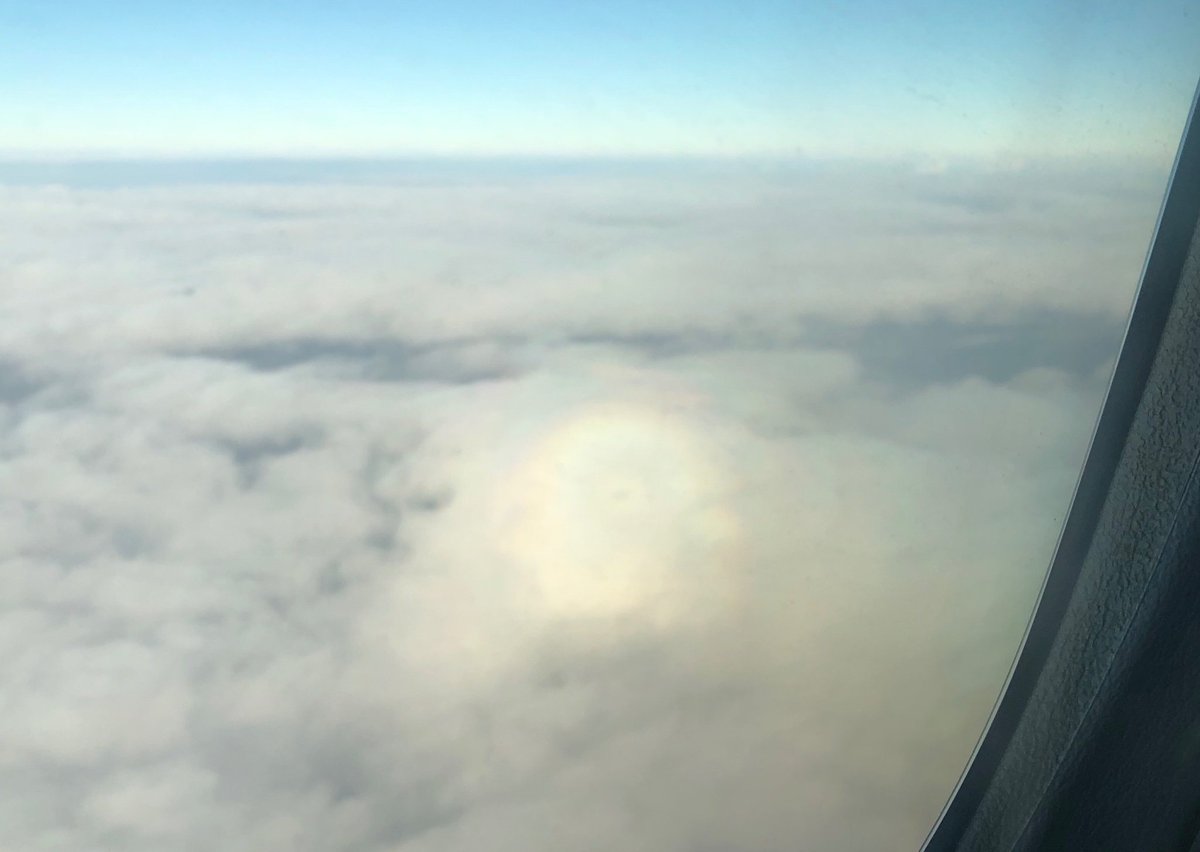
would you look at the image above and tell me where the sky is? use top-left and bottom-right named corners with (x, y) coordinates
top-left (2, 0), bottom-right (1198, 159)
top-left (2, 3), bottom-right (1200, 851)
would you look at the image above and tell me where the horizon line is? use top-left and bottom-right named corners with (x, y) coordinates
top-left (0, 150), bottom-right (1175, 168)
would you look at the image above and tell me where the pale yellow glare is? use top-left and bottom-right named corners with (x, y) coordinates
top-left (496, 402), bottom-right (743, 628)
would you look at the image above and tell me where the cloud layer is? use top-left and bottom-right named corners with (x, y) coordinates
top-left (0, 160), bottom-right (1166, 850)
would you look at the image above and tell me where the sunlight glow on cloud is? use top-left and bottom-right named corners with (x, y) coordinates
top-left (497, 395), bottom-right (743, 626)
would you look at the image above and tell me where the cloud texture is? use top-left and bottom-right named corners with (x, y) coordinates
top-left (0, 160), bottom-right (1166, 850)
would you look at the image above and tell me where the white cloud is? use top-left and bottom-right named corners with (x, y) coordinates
top-left (0, 160), bottom-right (1163, 850)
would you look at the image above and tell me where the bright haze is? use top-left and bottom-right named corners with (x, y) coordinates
top-left (1, 2), bottom-right (1198, 850)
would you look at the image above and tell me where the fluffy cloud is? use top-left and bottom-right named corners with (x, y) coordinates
top-left (0, 159), bottom-right (1165, 850)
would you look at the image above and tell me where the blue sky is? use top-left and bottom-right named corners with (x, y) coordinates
top-left (2, 0), bottom-right (1198, 159)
